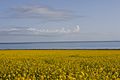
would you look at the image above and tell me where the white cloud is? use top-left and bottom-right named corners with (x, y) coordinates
top-left (0, 25), bottom-right (80, 36)
top-left (26, 28), bottom-right (36, 31)
top-left (0, 5), bottom-right (79, 21)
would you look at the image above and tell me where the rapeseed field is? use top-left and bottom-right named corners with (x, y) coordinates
top-left (0, 50), bottom-right (120, 80)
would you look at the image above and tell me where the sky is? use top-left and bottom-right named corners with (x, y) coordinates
top-left (0, 0), bottom-right (120, 42)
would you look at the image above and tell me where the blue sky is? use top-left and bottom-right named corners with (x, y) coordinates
top-left (0, 0), bottom-right (120, 42)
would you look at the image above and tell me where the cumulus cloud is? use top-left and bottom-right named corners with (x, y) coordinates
top-left (0, 26), bottom-right (80, 36)
top-left (0, 5), bottom-right (80, 21)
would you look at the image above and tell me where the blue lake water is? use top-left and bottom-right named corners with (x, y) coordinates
top-left (0, 41), bottom-right (120, 49)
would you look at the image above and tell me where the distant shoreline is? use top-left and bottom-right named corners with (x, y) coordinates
top-left (1, 49), bottom-right (120, 50)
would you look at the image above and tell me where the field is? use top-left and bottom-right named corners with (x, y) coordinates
top-left (0, 50), bottom-right (120, 80)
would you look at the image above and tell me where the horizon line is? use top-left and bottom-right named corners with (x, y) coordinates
top-left (0, 40), bottom-right (120, 44)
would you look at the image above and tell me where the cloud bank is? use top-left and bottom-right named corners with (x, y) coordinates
top-left (0, 25), bottom-right (80, 36)
top-left (0, 5), bottom-right (80, 21)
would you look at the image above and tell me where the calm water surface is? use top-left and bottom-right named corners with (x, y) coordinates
top-left (0, 41), bottom-right (120, 49)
